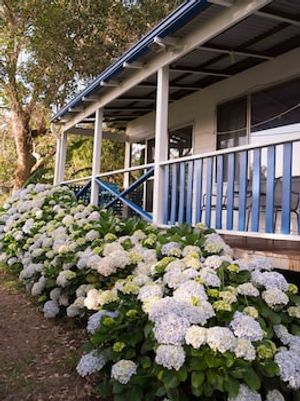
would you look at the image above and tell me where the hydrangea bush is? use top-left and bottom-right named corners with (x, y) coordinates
top-left (0, 184), bottom-right (151, 318)
top-left (1, 184), bottom-right (300, 401)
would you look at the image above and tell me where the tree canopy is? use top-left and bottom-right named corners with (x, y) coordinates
top-left (0, 0), bottom-right (182, 191)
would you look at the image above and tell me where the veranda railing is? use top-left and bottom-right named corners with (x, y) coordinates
top-left (159, 137), bottom-right (300, 239)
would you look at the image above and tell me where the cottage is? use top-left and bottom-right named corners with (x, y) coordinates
top-left (52, 0), bottom-right (300, 247)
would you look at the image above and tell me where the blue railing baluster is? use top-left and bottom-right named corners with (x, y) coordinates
top-left (227, 153), bottom-right (235, 230)
top-left (163, 165), bottom-right (170, 225)
top-left (95, 178), bottom-right (153, 222)
top-left (186, 161), bottom-right (194, 224)
top-left (216, 155), bottom-right (224, 229)
top-left (281, 143), bottom-right (293, 234)
top-left (251, 148), bottom-right (261, 232)
top-left (205, 157), bottom-right (213, 227)
top-left (238, 151), bottom-right (248, 231)
top-left (195, 159), bottom-right (203, 223)
top-left (170, 163), bottom-right (178, 225)
top-left (266, 145), bottom-right (276, 233)
top-left (178, 162), bottom-right (186, 224)
top-left (105, 167), bottom-right (154, 209)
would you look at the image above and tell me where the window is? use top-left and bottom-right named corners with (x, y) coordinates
top-left (169, 125), bottom-right (193, 159)
top-left (217, 97), bottom-right (248, 150)
top-left (251, 77), bottom-right (300, 133)
top-left (146, 124), bottom-right (194, 163)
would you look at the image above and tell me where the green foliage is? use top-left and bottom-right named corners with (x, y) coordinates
top-left (2, 184), bottom-right (299, 401)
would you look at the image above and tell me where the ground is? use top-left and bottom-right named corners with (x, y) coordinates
top-left (0, 268), bottom-right (100, 401)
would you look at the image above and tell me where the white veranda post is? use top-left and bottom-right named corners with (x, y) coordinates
top-left (123, 141), bottom-right (131, 189)
top-left (53, 134), bottom-right (61, 185)
top-left (56, 132), bottom-right (67, 184)
top-left (153, 65), bottom-right (169, 225)
top-left (90, 108), bottom-right (104, 206)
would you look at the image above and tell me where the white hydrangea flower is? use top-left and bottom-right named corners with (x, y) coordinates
top-left (234, 338), bottom-right (256, 361)
top-left (43, 300), bottom-right (60, 318)
top-left (155, 344), bottom-right (185, 371)
top-left (199, 267), bottom-right (221, 287)
top-left (76, 351), bottom-right (106, 377)
top-left (163, 267), bottom-right (199, 289)
top-left (206, 327), bottom-right (236, 353)
top-left (262, 288), bottom-right (289, 309)
top-left (185, 326), bottom-right (207, 349)
top-left (66, 304), bottom-right (81, 318)
top-left (182, 245), bottom-right (201, 258)
top-left (266, 390), bottom-right (285, 401)
top-left (230, 311), bottom-right (263, 342)
top-left (111, 360), bottom-right (137, 384)
top-left (87, 310), bottom-right (119, 334)
top-left (49, 287), bottom-right (62, 301)
top-left (204, 255), bottom-right (232, 270)
top-left (228, 384), bottom-right (261, 401)
top-left (251, 271), bottom-right (288, 291)
top-left (56, 270), bottom-right (76, 287)
top-left (288, 306), bottom-right (300, 319)
top-left (98, 290), bottom-right (119, 306)
top-left (84, 289), bottom-right (100, 310)
top-left (237, 282), bottom-right (259, 297)
top-left (85, 229), bottom-right (100, 242)
top-left (173, 280), bottom-right (208, 303)
top-left (275, 349), bottom-right (300, 390)
top-left (103, 242), bottom-right (123, 256)
top-left (161, 242), bottom-right (182, 256)
top-left (31, 276), bottom-right (46, 296)
top-left (204, 233), bottom-right (226, 254)
top-left (141, 296), bottom-right (161, 313)
top-left (274, 324), bottom-right (291, 345)
top-left (138, 283), bottom-right (164, 302)
top-left (132, 229), bottom-right (147, 240)
top-left (153, 313), bottom-right (190, 345)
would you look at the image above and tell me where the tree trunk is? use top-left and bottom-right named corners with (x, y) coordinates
top-left (11, 107), bottom-right (36, 191)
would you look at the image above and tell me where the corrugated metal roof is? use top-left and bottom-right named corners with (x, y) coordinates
top-left (53, 0), bottom-right (300, 127)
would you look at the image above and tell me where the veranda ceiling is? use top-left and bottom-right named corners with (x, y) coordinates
top-left (52, 0), bottom-right (300, 130)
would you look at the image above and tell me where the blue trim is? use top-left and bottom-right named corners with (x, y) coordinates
top-left (226, 153), bottom-right (235, 230)
top-left (265, 145), bottom-right (276, 233)
top-left (170, 163), bottom-right (178, 225)
top-left (52, 0), bottom-right (208, 122)
top-left (186, 161), bottom-right (194, 224)
top-left (216, 155), bottom-right (224, 229)
top-left (251, 149), bottom-right (261, 232)
top-left (281, 143), bottom-right (292, 234)
top-left (238, 151), bottom-right (248, 231)
top-left (95, 178), bottom-right (153, 221)
top-left (195, 159), bottom-right (203, 223)
top-left (163, 165), bottom-right (170, 224)
top-left (178, 162), bottom-right (186, 224)
top-left (205, 157), bottom-right (213, 227)
top-left (105, 167), bottom-right (154, 208)
top-left (74, 180), bottom-right (91, 198)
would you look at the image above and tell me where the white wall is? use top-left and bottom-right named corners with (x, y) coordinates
top-left (126, 47), bottom-right (300, 155)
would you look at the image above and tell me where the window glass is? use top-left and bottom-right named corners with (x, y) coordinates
top-left (251, 77), bottom-right (300, 133)
top-left (169, 125), bottom-right (193, 158)
top-left (217, 97), bottom-right (247, 150)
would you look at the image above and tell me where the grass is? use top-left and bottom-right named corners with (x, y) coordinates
top-left (0, 359), bottom-right (38, 395)
top-left (0, 264), bottom-right (23, 291)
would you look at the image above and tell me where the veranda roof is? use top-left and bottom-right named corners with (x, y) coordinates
top-left (52, 0), bottom-right (300, 129)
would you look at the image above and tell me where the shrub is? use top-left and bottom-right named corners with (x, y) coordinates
top-left (1, 184), bottom-right (300, 401)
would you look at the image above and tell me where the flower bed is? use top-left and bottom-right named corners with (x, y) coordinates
top-left (1, 184), bottom-right (300, 401)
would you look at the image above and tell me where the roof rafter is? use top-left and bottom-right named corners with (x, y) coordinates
top-left (198, 45), bottom-right (273, 60)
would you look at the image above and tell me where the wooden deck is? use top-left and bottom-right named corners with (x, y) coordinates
top-left (222, 235), bottom-right (300, 274)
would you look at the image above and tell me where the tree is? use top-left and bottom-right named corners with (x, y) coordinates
top-left (0, 0), bottom-right (182, 191)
